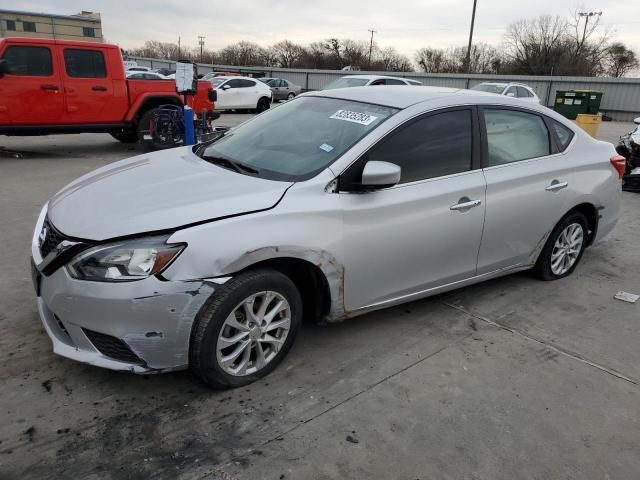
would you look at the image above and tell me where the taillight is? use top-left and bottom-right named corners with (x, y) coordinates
top-left (610, 155), bottom-right (627, 179)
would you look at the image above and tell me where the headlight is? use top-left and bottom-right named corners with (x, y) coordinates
top-left (67, 236), bottom-right (185, 282)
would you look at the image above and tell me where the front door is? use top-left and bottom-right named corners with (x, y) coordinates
top-left (0, 44), bottom-right (65, 124)
top-left (477, 107), bottom-right (573, 273)
top-left (339, 108), bottom-right (487, 311)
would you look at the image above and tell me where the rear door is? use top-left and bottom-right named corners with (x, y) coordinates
top-left (477, 107), bottom-right (573, 273)
top-left (340, 107), bottom-right (487, 310)
top-left (0, 43), bottom-right (64, 124)
top-left (61, 47), bottom-right (120, 123)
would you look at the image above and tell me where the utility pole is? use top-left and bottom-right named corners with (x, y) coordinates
top-left (577, 11), bottom-right (602, 54)
top-left (178, 36), bottom-right (181, 58)
top-left (198, 35), bottom-right (206, 63)
top-left (465, 0), bottom-right (478, 73)
top-left (368, 28), bottom-right (377, 69)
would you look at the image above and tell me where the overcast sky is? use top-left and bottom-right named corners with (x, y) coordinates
top-left (6, 0), bottom-right (640, 57)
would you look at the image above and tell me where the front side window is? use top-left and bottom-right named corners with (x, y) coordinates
top-left (64, 49), bottom-right (106, 78)
top-left (198, 96), bottom-right (397, 181)
top-left (385, 79), bottom-right (406, 85)
top-left (1, 46), bottom-right (52, 76)
top-left (367, 109), bottom-right (473, 184)
top-left (484, 109), bottom-right (550, 166)
top-left (225, 79), bottom-right (243, 88)
top-left (240, 79), bottom-right (256, 88)
top-left (22, 21), bottom-right (36, 32)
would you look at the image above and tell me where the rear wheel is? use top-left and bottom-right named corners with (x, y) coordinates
top-left (190, 268), bottom-right (302, 389)
top-left (287, 92), bottom-right (295, 101)
top-left (534, 212), bottom-right (588, 280)
top-left (256, 97), bottom-right (271, 113)
top-left (137, 108), bottom-right (183, 151)
top-left (110, 130), bottom-right (138, 143)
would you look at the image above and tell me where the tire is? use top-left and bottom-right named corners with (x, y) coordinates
top-left (137, 108), bottom-right (183, 151)
top-left (190, 268), bottom-right (302, 389)
top-left (287, 92), bottom-right (295, 101)
top-left (256, 97), bottom-right (271, 113)
top-left (533, 211), bottom-right (589, 281)
top-left (110, 130), bottom-right (138, 143)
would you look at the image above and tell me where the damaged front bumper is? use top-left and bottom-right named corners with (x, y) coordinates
top-left (33, 260), bottom-right (216, 373)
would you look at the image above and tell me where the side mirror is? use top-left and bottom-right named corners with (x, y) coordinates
top-left (506, 91), bottom-right (516, 97)
top-left (222, 84), bottom-right (231, 90)
top-left (360, 161), bottom-right (401, 189)
top-left (0, 59), bottom-right (8, 75)
top-left (634, 117), bottom-right (640, 125)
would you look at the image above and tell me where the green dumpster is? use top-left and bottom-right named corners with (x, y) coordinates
top-left (553, 90), bottom-right (603, 120)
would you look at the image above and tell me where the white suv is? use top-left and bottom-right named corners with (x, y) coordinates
top-left (210, 76), bottom-right (273, 112)
top-left (471, 82), bottom-right (541, 104)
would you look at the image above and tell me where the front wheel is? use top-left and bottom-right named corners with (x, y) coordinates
top-left (534, 212), bottom-right (588, 280)
top-left (190, 269), bottom-right (302, 389)
top-left (256, 97), bottom-right (271, 113)
top-left (287, 92), bottom-right (295, 101)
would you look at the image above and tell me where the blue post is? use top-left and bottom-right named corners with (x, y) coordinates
top-left (183, 105), bottom-right (195, 146)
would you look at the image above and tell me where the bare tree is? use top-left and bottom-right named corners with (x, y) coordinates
top-left (218, 41), bottom-right (267, 66)
top-left (415, 47), bottom-right (446, 73)
top-left (379, 47), bottom-right (413, 72)
top-left (605, 42), bottom-right (639, 77)
top-left (270, 40), bottom-right (305, 68)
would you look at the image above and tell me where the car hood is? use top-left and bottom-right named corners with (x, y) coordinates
top-left (47, 147), bottom-right (292, 241)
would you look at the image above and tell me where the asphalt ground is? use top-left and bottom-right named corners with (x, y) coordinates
top-left (0, 115), bottom-right (638, 479)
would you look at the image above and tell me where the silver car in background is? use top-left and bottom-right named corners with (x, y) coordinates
top-left (258, 77), bottom-right (302, 101)
top-left (471, 82), bottom-right (541, 103)
top-left (322, 75), bottom-right (422, 90)
top-left (31, 87), bottom-right (623, 388)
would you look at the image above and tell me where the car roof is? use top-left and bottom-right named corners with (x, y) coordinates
top-left (342, 75), bottom-right (409, 81)
top-left (304, 85), bottom-right (544, 110)
top-left (479, 81), bottom-right (533, 89)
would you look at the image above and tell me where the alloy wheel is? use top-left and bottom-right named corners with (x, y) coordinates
top-left (550, 223), bottom-right (584, 275)
top-left (216, 291), bottom-right (291, 376)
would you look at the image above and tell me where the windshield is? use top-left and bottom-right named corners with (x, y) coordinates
top-left (322, 77), bottom-right (370, 90)
top-left (197, 96), bottom-right (398, 181)
top-left (471, 83), bottom-right (506, 94)
top-left (259, 78), bottom-right (276, 85)
top-left (210, 78), bottom-right (227, 87)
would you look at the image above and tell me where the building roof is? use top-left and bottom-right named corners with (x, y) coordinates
top-left (0, 9), bottom-right (101, 23)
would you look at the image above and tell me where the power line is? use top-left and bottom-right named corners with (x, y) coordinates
top-left (198, 35), bottom-right (206, 62)
top-left (368, 28), bottom-right (377, 69)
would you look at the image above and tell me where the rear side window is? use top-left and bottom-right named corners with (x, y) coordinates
top-left (369, 109), bottom-right (473, 183)
top-left (549, 119), bottom-right (575, 152)
top-left (484, 109), bottom-right (550, 166)
top-left (516, 86), bottom-right (532, 98)
top-left (64, 49), bottom-right (106, 78)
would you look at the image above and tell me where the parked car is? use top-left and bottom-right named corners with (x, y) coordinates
top-left (258, 77), bottom-right (302, 101)
top-left (471, 82), bottom-right (541, 103)
top-left (31, 86), bottom-right (623, 388)
top-left (210, 76), bottom-right (272, 112)
top-left (322, 75), bottom-right (422, 90)
top-left (126, 71), bottom-right (169, 80)
top-left (202, 72), bottom-right (241, 81)
top-left (151, 68), bottom-right (175, 77)
top-left (616, 116), bottom-right (640, 192)
top-left (0, 38), bottom-right (215, 145)
top-left (125, 66), bottom-right (151, 72)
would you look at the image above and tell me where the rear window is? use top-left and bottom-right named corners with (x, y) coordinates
top-left (64, 49), bottom-right (106, 78)
top-left (2, 46), bottom-right (52, 76)
top-left (322, 77), bottom-right (370, 90)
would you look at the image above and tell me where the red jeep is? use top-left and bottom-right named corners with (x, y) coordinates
top-left (0, 38), bottom-right (215, 144)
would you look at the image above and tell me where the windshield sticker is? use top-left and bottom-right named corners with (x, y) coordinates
top-left (330, 110), bottom-right (378, 126)
top-left (319, 143), bottom-right (334, 153)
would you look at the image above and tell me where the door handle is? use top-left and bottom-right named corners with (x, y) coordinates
top-left (450, 197), bottom-right (482, 211)
top-left (41, 84), bottom-right (59, 91)
top-left (92, 86), bottom-right (108, 92)
top-left (545, 181), bottom-right (568, 192)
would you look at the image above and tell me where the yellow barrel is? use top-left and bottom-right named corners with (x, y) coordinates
top-left (575, 114), bottom-right (602, 138)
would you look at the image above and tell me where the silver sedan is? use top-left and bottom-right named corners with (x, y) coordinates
top-left (259, 77), bottom-right (302, 101)
top-left (31, 87), bottom-right (623, 388)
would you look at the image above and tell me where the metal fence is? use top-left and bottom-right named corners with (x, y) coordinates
top-left (129, 56), bottom-right (640, 121)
